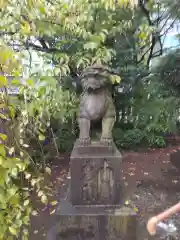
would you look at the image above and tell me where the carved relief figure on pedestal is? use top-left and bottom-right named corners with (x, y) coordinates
top-left (78, 64), bottom-right (116, 145)
top-left (82, 160), bottom-right (96, 203)
top-left (98, 160), bottom-right (114, 203)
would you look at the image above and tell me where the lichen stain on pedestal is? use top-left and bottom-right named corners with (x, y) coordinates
top-left (107, 215), bottom-right (131, 237)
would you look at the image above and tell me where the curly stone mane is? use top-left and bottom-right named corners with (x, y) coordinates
top-left (80, 65), bottom-right (113, 92)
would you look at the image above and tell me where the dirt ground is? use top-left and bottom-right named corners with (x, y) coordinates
top-left (29, 146), bottom-right (180, 240)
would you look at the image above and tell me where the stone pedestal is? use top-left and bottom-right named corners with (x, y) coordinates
top-left (47, 180), bottom-right (137, 240)
top-left (70, 141), bottom-right (122, 205)
top-left (47, 142), bottom-right (137, 240)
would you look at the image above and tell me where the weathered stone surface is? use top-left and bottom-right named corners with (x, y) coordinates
top-left (47, 181), bottom-right (137, 240)
top-left (74, 140), bottom-right (115, 155)
top-left (70, 141), bottom-right (123, 205)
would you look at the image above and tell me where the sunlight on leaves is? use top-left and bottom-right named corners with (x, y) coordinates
top-left (41, 195), bottom-right (48, 205)
top-left (33, 230), bottom-right (39, 234)
top-left (0, 75), bottom-right (8, 88)
top-left (0, 144), bottom-right (6, 157)
top-left (50, 200), bottom-right (58, 206)
top-left (45, 167), bottom-right (51, 175)
top-left (0, 133), bottom-right (7, 141)
top-left (9, 227), bottom-right (17, 236)
top-left (39, 134), bottom-right (45, 141)
top-left (24, 199), bottom-right (30, 206)
top-left (31, 210), bottom-right (38, 216)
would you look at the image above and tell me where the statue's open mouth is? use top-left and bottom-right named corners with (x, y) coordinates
top-left (86, 84), bottom-right (101, 90)
top-left (87, 86), bottom-right (101, 93)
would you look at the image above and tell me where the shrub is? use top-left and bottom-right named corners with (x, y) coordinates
top-left (113, 128), bottom-right (145, 149)
top-left (55, 127), bottom-right (77, 153)
top-left (146, 133), bottom-right (166, 148)
top-left (114, 127), bottom-right (166, 149)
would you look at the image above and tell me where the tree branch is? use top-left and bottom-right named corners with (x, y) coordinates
top-left (137, 44), bottom-right (152, 64)
top-left (0, 31), bottom-right (17, 36)
top-left (160, 18), bottom-right (179, 38)
top-left (139, 0), bottom-right (153, 26)
top-left (138, 0), bottom-right (164, 66)
top-left (10, 42), bottom-right (63, 53)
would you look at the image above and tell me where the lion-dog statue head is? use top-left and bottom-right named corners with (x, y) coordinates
top-left (79, 64), bottom-right (113, 93)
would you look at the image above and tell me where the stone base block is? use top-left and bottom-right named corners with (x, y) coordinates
top-left (70, 141), bottom-right (123, 205)
top-left (47, 200), bottom-right (137, 240)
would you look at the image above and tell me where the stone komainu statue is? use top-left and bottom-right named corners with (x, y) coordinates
top-left (78, 64), bottom-right (116, 145)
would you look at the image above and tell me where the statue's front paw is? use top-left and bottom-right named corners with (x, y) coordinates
top-left (78, 138), bottom-right (91, 146)
top-left (100, 138), bottom-right (113, 146)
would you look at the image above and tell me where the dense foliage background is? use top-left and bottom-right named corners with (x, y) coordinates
top-left (1, 0), bottom-right (180, 238)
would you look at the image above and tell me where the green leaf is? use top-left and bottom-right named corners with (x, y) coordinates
top-left (16, 161), bottom-right (27, 171)
top-left (9, 147), bottom-right (15, 155)
top-left (45, 167), bottom-right (51, 175)
top-left (24, 199), bottom-right (30, 206)
top-left (23, 215), bottom-right (30, 225)
top-left (84, 42), bottom-right (99, 50)
top-left (37, 190), bottom-right (44, 197)
top-left (9, 227), bottom-right (17, 236)
top-left (20, 151), bottom-right (24, 157)
top-left (0, 156), bottom-right (3, 165)
top-left (31, 210), bottom-right (38, 216)
top-left (7, 236), bottom-right (14, 240)
top-left (27, 78), bottom-right (35, 87)
top-left (0, 112), bottom-right (8, 120)
top-left (11, 167), bottom-right (18, 177)
top-left (89, 35), bottom-right (103, 43)
top-left (39, 6), bottom-right (46, 14)
top-left (10, 195), bottom-right (20, 205)
top-left (7, 187), bottom-right (17, 197)
top-left (31, 179), bottom-right (36, 187)
top-left (50, 200), bottom-right (58, 206)
top-left (8, 106), bottom-right (15, 119)
top-left (22, 144), bottom-right (29, 148)
top-left (41, 195), bottom-right (48, 204)
top-left (110, 75), bottom-right (122, 84)
top-left (114, 75), bottom-right (121, 83)
top-left (0, 144), bottom-right (6, 156)
top-left (21, 21), bottom-right (31, 35)
top-left (38, 134), bottom-right (45, 141)
top-left (11, 79), bottom-right (20, 86)
top-left (0, 75), bottom-right (8, 87)
top-left (62, 3), bottom-right (68, 9)
top-left (25, 173), bottom-right (31, 179)
top-left (0, 133), bottom-right (7, 141)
